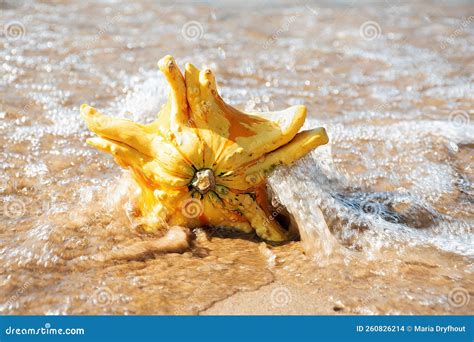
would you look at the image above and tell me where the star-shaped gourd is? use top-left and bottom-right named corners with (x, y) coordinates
top-left (81, 55), bottom-right (328, 241)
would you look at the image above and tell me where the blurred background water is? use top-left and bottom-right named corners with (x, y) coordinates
top-left (0, 0), bottom-right (473, 314)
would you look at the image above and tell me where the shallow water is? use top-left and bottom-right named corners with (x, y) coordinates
top-left (1, 0), bottom-right (473, 314)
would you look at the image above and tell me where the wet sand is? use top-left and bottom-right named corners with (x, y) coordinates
top-left (1, 0), bottom-right (473, 315)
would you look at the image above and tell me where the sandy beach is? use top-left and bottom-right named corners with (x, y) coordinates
top-left (1, 0), bottom-right (472, 315)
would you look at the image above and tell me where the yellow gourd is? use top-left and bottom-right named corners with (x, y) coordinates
top-left (81, 55), bottom-right (328, 241)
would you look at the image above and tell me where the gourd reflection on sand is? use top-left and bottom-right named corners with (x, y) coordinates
top-left (82, 55), bottom-right (328, 242)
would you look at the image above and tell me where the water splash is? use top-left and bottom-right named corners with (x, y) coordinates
top-left (269, 115), bottom-right (474, 259)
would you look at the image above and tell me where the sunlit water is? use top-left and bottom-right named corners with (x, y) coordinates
top-left (1, 0), bottom-right (473, 314)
